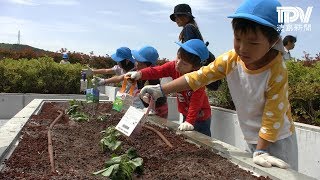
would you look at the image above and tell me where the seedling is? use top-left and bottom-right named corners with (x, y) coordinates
top-left (98, 113), bottom-right (111, 121)
top-left (100, 126), bottom-right (122, 152)
top-left (66, 99), bottom-right (89, 122)
top-left (93, 148), bottom-right (143, 179)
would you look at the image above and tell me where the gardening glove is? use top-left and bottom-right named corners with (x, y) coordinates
top-left (81, 67), bottom-right (93, 76)
top-left (140, 84), bottom-right (164, 102)
top-left (91, 77), bottom-right (105, 86)
top-left (178, 122), bottom-right (194, 131)
top-left (125, 71), bottom-right (142, 81)
top-left (253, 150), bottom-right (289, 169)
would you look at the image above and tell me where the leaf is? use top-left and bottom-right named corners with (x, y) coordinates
top-left (126, 148), bottom-right (138, 159)
top-left (102, 164), bottom-right (119, 177)
top-left (105, 156), bottom-right (122, 167)
top-left (130, 157), bottom-right (143, 168)
top-left (93, 168), bottom-right (108, 175)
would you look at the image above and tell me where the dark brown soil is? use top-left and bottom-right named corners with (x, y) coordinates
top-left (0, 102), bottom-right (270, 180)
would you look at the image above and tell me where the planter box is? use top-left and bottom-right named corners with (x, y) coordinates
top-left (210, 106), bottom-right (320, 180)
top-left (0, 99), bottom-right (314, 180)
top-left (0, 93), bottom-right (108, 119)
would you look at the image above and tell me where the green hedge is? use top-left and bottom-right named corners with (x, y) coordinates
top-left (208, 60), bottom-right (320, 125)
top-left (286, 61), bottom-right (320, 125)
top-left (0, 57), bottom-right (84, 94)
top-left (1, 57), bottom-right (319, 125)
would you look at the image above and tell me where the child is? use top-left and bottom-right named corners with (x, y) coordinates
top-left (132, 46), bottom-right (168, 119)
top-left (127, 39), bottom-right (212, 137)
top-left (95, 46), bottom-right (168, 118)
top-left (82, 47), bottom-right (135, 78)
top-left (60, 53), bottom-right (70, 64)
top-left (171, 3), bottom-right (221, 91)
top-left (139, 0), bottom-right (297, 170)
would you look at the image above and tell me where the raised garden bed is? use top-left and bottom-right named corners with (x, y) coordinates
top-left (0, 101), bottom-right (270, 179)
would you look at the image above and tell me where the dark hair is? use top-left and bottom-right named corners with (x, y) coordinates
top-left (178, 47), bottom-right (202, 68)
top-left (232, 18), bottom-right (279, 44)
top-left (119, 60), bottom-right (134, 72)
top-left (179, 18), bottom-right (200, 42)
top-left (137, 61), bottom-right (153, 67)
top-left (283, 35), bottom-right (297, 46)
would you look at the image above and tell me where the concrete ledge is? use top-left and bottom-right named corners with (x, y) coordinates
top-left (0, 99), bottom-right (42, 165)
top-left (148, 116), bottom-right (315, 180)
top-left (0, 93), bottom-right (109, 119)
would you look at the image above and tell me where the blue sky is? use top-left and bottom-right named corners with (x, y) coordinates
top-left (0, 0), bottom-right (319, 60)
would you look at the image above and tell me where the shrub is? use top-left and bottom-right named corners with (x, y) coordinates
top-left (0, 57), bottom-right (84, 94)
top-left (287, 61), bottom-right (320, 125)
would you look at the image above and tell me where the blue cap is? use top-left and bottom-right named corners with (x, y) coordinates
top-left (227, 0), bottom-right (281, 30)
top-left (62, 53), bottom-right (68, 59)
top-left (132, 46), bottom-right (159, 65)
top-left (175, 39), bottom-right (209, 62)
top-left (111, 47), bottom-right (135, 63)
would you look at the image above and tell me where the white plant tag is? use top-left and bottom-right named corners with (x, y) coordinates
top-left (116, 106), bottom-right (145, 136)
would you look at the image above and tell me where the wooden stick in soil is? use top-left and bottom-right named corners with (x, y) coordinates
top-left (47, 110), bottom-right (63, 174)
top-left (142, 97), bottom-right (173, 148)
top-left (142, 124), bottom-right (173, 148)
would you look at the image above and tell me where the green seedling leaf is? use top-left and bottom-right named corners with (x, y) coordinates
top-left (130, 157), bottom-right (143, 168)
top-left (100, 126), bottom-right (122, 152)
top-left (98, 113), bottom-right (111, 121)
top-left (95, 148), bottom-right (143, 179)
top-left (70, 112), bottom-right (89, 122)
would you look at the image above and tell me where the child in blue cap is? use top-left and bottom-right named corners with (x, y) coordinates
top-left (94, 46), bottom-right (168, 117)
top-left (60, 53), bottom-right (70, 64)
top-left (131, 46), bottom-right (168, 119)
top-left (82, 47), bottom-right (135, 78)
top-left (127, 39), bottom-right (212, 137)
top-left (139, 0), bottom-right (297, 170)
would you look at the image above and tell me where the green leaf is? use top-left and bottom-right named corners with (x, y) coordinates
top-left (130, 157), bottom-right (143, 168)
top-left (105, 156), bottom-right (122, 166)
top-left (126, 148), bottom-right (138, 159)
top-left (102, 164), bottom-right (119, 177)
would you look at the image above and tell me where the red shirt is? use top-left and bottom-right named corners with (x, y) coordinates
top-left (140, 61), bottom-right (211, 125)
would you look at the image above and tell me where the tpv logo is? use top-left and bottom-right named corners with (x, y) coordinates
top-left (277, 7), bottom-right (313, 23)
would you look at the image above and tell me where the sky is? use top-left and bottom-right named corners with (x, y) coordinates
top-left (0, 0), bottom-right (319, 60)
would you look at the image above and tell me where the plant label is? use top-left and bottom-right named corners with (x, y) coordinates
top-left (116, 106), bottom-right (145, 136)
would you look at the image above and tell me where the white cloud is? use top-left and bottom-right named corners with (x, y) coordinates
top-left (46, 0), bottom-right (79, 6)
top-left (8, 0), bottom-right (39, 6)
top-left (7, 0), bottom-right (79, 6)
top-left (141, 10), bottom-right (169, 16)
top-left (97, 10), bottom-right (119, 16)
top-left (139, 0), bottom-right (235, 12)
top-left (107, 24), bottom-right (140, 32)
top-left (0, 16), bottom-right (89, 35)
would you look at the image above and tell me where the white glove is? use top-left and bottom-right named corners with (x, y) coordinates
top-left (140, 84), bottom-right (164, 101)
top-left (82, 68), bottom-right (93, 76)
top-left (91, 77), bottom-right (105, 86)
top-left (125, 71), bottom-right (142, 80)
top-left (253, 150), bottom-right (289, 169)
top-left (178, 122), bottom-right (194, 131)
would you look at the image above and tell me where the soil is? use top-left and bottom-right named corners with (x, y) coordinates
top-left (0, 102), bottom-right (271, 180)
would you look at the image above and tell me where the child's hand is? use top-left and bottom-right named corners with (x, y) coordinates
top-left (253, 150), bottom-right (289, 169)
top-left (178, 122), bottom-right (194, 131)
top-left (125, 71), bottom-right (142, 81)
top-left (140, 84), bottom-right (164, 101)
top-left (91, 77), bottom-right (105, 86)
top-left (82, 67), bottom-right (93, 76)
